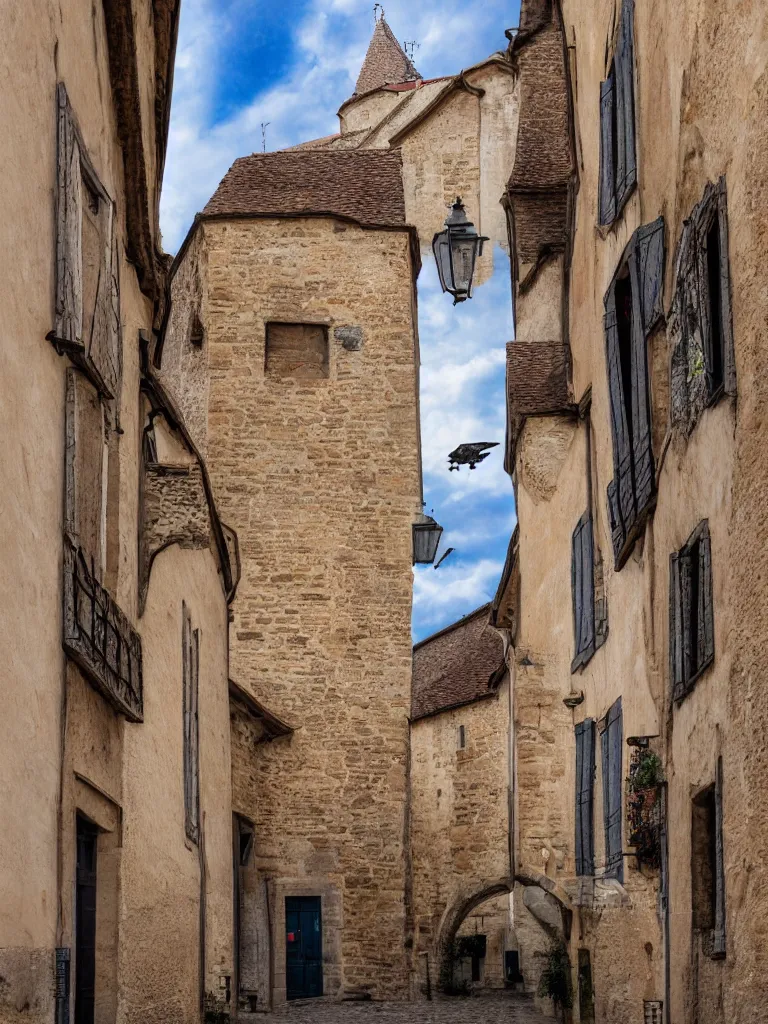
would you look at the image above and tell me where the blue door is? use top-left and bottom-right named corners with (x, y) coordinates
top-left (285, 896), bottom-right (323, 999)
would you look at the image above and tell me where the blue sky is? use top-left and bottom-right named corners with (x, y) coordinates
top-left (160, 0), bottom-right (520, 640)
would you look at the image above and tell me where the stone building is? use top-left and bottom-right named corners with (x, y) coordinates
top-left (291, 11), bottom-right (519, 283)
top-left (494, 0), bottom-right (768, 1021)
top-left (409, 606), bottom-right (511, 997)
top-left (162, 148), bottom-right (423, 1005)
top-left (0, 2), bottom-right (249, 1022)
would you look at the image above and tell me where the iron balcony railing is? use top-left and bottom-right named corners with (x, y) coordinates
top-left (63, 535), bottom-right (143, 721)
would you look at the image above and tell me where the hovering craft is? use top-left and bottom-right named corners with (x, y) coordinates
top-left (447, 442), bottom-right (499, 471)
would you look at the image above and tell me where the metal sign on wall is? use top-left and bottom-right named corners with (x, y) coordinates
top-left (55, 948), bottom-right (70, 1024)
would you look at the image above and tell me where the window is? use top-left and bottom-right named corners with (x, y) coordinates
top-left (598, 0), bottom-right (636, 225)
top-left (670, 178), bottom-right (735, 434)
top-left (605, 217), bottom-right (665, 569)
top-left (265, 323), bottom-right (329, 379)
top-left (571, 513), bottom-right (596, 669)
top-left (575, 719), bottom-right (596, 876)
top-left (600, 698), bottom-right (623, 881)
top-left (670, 520), bottom-right (714, 702)
top-left (50, 84), bottom-right (122, 402)
top-left (691, 758), bottom-right (726, 958)
top-left (458, 725), bottom-right (466, 750)
top-left (182, 604), bottom-right (200, 843)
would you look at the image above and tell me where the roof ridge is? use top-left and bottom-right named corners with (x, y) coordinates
top-left (354, 16), bottom-right (421, 97)
top-left (412, 603), bottom-right (492, 651)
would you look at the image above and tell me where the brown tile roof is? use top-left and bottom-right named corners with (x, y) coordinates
top-left (203, 150), bottom-right (406, 228)
top-left (355, 17), bottom-right (421, 96)
top-left (412, 605), bottom-right (505, 721)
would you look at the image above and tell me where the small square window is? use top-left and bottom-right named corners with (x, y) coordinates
top-left (265, 323), bottom-right (329, 379)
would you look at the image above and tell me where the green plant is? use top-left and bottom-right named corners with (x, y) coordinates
top-left (537, 941), bottom-right (572, 1011)
top-left (630, 751), bottom-right (664, 791)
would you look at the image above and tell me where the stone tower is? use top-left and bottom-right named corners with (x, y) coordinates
top-left (161, 149), bottom-right (422, 1006)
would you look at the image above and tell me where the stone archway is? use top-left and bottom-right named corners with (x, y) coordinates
top-left (434, 868), bottom-right (572, 993)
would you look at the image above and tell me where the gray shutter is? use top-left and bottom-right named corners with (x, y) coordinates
top-left (634, 217), bottom-right (666, 335)
top-left (572, 513), bottom-right (596, 666)
top-left (679, 549), bottom-right (694, 689)
top-left (89, 212), bottom-right (122, 401)
top-left (698, 524), bottom-right (715, 672)
top-left (606, 480), bottom-right (624, 565)
top-left (669, 553), bottom-right (684, 701)
top-left (605, 288), bottom-right (635, 548)
top-left (575, 719), bottom-right (596, 876)
top-left (716, 178), bottom-right (736, 396)
top-left (615, 0), bottom-right (636, 207)
top-left (713, 756), bottom-right (726, 958)
top-left (628, 239), bottom-right (656, 517)
top-left (53, 83), bottom-right (83, 350)
top-left (601, 699), bottom-right (623, 881)
top-left (599, 74), bottom-right (617, 226)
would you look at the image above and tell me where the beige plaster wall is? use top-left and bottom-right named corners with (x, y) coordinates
top-left (339, 90), bottom-right (403, 134)
top-left (170, 214), bottom-right (421, 1002)
top-left (409, 686), bottom-right (510, 991)
top-left (0, 6), bottom-right (237, 1024)
top-left (119, 546), bottom-right (233, 1024)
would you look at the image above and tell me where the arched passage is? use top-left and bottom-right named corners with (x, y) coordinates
top-left (434, 869), bottom-right (572, 993)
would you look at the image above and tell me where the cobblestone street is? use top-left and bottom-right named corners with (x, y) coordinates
top-left (253, 994), bottom-right (548, 1023)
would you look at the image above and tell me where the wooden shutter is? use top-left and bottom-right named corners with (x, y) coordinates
top-left (713, 756), bottom-right (726, 958)
top-left (601, 699), bottom-right (623, 881)
top-left (634, 217), bottom-right (665, 335)
top-left (716, 178), bottom-right (737, 396)
top-left (669, 553), bottom-right (685, 701)
top-left (627, 229), bottom-right (660, 518)
top-left (614, 0), bottom-right (636, 207)
top-left (598, 73), bottom-right (617, 226)
top-left (575, 719), bottom-right (596, 876)
top-left (698, 524), bottom-right (715, 673)
top-left (53, 83), bottom-right (84, 350)
top-left (183, 606), bottom-right (200, 843)
top-left (572, 512), bottom-right (596, 668)
top-left (604, 288), bottom-right (634, 553)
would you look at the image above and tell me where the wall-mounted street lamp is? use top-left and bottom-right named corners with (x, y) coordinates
top-left (432, 197), bottom-right (489, 304)
top-left (412, 510), bottom-right (443, 565)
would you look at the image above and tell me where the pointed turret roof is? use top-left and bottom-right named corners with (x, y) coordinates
top-left (354, 16), bottom-right (421, 96)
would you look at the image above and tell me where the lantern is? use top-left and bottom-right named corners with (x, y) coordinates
top-left (412, 512), bottom-right (443, 565)
top-left (432, 197), bottom-right (489, 304)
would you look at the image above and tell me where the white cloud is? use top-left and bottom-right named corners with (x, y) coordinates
top-left (413, 557), bottom-right (505, 633)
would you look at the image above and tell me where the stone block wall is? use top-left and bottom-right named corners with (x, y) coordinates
top-left (172, 214), bottom-right (421, 1002)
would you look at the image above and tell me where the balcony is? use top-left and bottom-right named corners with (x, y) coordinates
top-left (63, 536), bottom-right (143, 722)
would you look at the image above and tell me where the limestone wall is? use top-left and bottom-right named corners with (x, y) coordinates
top-left (409, 684), bottom-right (510, 993)
top-left (172, 214), bottom-right (422, 1002)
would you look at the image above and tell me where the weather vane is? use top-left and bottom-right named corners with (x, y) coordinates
top-left (404, 40), bottom-right (420, 61)
top-left (374, 3), bottom-right (385, 23)
top-left (447, 442), bottom-right (499, 472)
top-left (260, 122), bottom-right (270, 153)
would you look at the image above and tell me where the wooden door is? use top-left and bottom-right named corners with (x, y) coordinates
top-left (285, 896), bottom-right (322, 1000)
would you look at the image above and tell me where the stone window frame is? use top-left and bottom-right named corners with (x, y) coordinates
top-left (670, 178), bottom-right (736, 436)
top-left (598, 0), bottom-right (637, 227)
top-left (264, 321), bottom-right (331, 380)
top-left (604, 217), bottom-right (665, 570)
top-left (691, 757), bottom-right (726, 959)
top-left (48, 82), bottom-right (122, 405)
top-left (669, 519), bottom-right (714, 703)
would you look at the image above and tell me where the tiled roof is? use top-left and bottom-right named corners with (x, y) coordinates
top-left (355, 17), bottom-right (421, 96)
top-left (203, 150), bottom-right (407, 228)
top-left (412, 605), bottom-right (505, 721)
